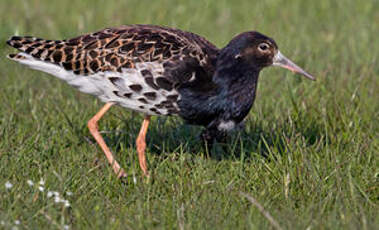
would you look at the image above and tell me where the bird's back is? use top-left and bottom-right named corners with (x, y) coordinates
top-left (6, 25), bottom-right (219, 115)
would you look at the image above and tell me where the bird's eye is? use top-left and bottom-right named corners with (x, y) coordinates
top-left (258, 43), bottom-right (270, 52)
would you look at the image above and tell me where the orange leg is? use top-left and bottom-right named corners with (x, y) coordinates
top-left (136, 115), bottom-right (151, 176)
top-left (87, 102), bottom-right (126, 178)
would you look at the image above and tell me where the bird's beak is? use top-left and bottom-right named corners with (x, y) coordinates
top-left (272, 51), bottom-right (315, 80)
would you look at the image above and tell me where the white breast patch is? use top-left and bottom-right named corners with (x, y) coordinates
top-left (217, 120), bottom-right (236, 132)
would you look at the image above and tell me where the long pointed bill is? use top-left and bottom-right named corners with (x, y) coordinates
top-left (273, 51), bottom-right (315, 80)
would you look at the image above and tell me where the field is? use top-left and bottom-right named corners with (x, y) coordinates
top-left (0, 0), bottom-right (378, 229)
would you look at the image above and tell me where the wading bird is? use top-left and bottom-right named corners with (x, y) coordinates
top-left (6, 25), bottom-right (314, 178)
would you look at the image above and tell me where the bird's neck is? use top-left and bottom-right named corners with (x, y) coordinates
top-left (213, 53), bottom-right (260, 109)
top-left (214, 60), bottom-right (260, 97)
top-left (177, 54), bottom-right (260, 127)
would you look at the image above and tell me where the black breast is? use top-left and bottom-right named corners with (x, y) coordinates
top-left (177, 60), bottom-right (260, 128)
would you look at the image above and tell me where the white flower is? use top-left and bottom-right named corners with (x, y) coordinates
top-left (64, 200), bottom-right (70, 207)
top-left (1, 220), bottom-right (5, 225)
top-left (63, 225), bottom-right (70, 230)
top-left (53, 191), bottom-right (59, 196)
top-left (39, 179), bottom-right (45, 185)
top-left (133, 176), bottom-right (137, 185)
top-left (38, 186), bottom-right (44, 192)
top-left (5, 181), bottom-right (13, 189)
top-left (14, 220), bottom-right (20, 225)
top-left (54, 196), bottom-right (61, 203)
top-left (47, 191), bottom-right (53, 198)
top-left (66, 191), bottom-right (73, 196)
top-left (27, 180), bottom-right (34, 186)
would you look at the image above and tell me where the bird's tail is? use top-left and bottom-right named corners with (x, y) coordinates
top-left (6, 36), bottom-right (65, 62)
top-left (6, 36), bottom-right (76, 81)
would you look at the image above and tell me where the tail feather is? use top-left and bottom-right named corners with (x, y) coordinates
top-left (7, 36), bottom-right (43, 51)
top-left (6, 36), bottom-right (65, 61)
top-left (6, 36), bottom-right (74, 81)
top-left (6, 53), bottom-right (28, 60)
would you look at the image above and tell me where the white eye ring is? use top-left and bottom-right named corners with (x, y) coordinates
top-left (258, 43), bottom-right (270, 52)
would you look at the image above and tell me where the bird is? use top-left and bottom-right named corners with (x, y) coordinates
top-left (6, 24), bottom-right (314, 178)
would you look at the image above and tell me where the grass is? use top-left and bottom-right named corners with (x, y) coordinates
top-left (0, 0), bottom-right (378, 229)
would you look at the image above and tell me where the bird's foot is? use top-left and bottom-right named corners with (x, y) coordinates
top-left (116, 168), bottom-right (127, 179)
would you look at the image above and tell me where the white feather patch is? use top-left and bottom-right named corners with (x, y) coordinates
top-left (218, 120), bottom-right (236, 131)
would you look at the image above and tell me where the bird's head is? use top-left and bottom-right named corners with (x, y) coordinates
top-left (223, 31), bottom-right (315, 80)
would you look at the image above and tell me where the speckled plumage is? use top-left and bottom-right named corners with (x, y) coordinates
top-left (7, 25), bottom-right (219, 116)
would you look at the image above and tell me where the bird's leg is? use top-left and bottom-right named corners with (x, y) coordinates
top-left (136, 115), bottom-right (151, 176)
top-left (200, 128), bottom-right (216, 152)
top-left (87, 102), bottom-right (126, 178)
top-left (201, 128), bottom-right (228, 153)
top-left (216, 131), bottom-right (229, 153)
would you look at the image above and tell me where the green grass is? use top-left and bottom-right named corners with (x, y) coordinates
top-left (0, 0), bottom-right (378, 229)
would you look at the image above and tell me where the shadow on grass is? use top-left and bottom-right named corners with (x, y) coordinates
top-left (96, 112), bottom-right (328, 162)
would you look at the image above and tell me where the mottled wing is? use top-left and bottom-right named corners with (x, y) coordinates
top-left (7, 25), bottom-right (218, 78)
top-left (6, 25), bottom-right (219, 115)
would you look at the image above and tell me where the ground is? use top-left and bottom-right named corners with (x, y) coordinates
top-left (0, 0), bottom-right (378, 229)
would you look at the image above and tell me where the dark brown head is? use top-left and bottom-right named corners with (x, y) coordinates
top-left (221, 31), bottom-right (314, 80)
